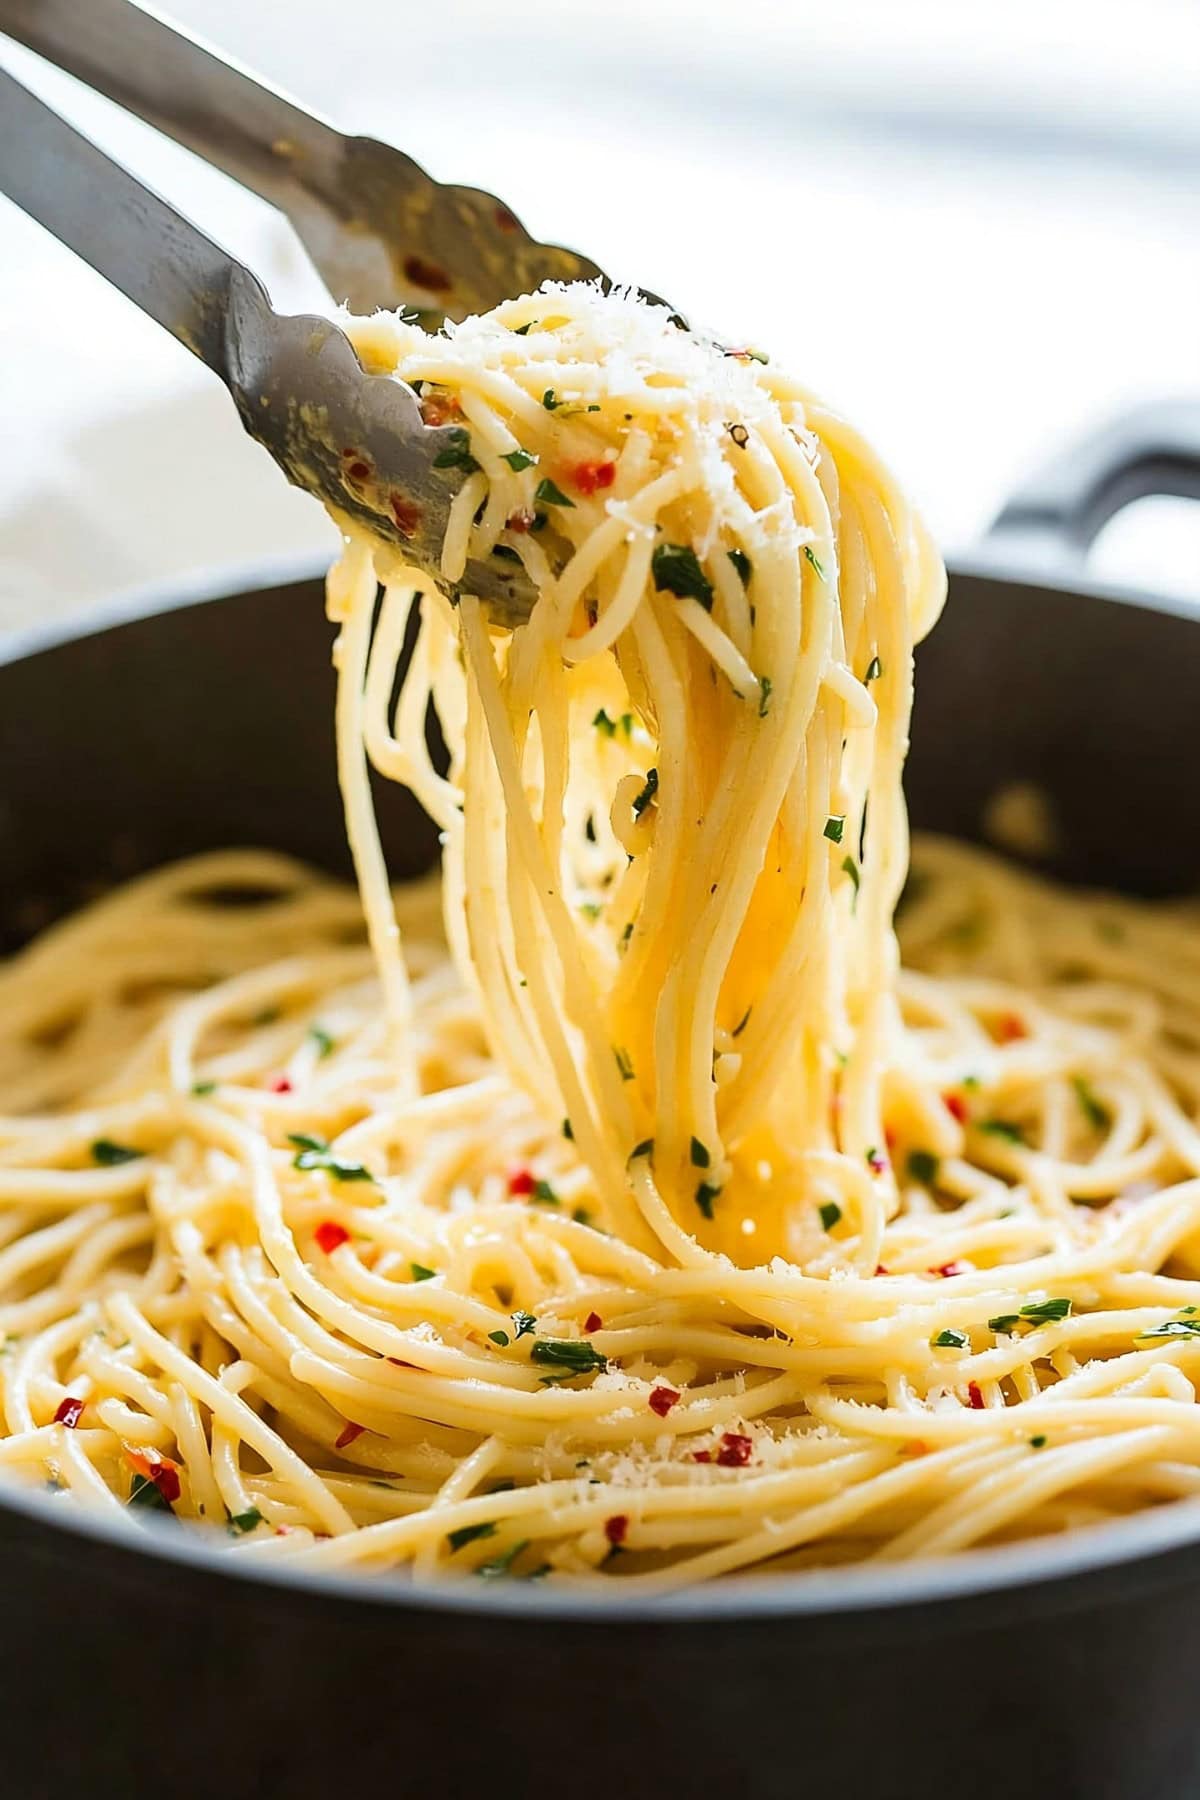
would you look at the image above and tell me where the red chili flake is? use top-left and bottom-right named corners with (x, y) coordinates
top-left (335, 1422), bottom-right (365, 1451)
top-left (604, 1514), bottom-right (628, 1546)
top-left (389, 493), bottom-right (423, 539)
top-left (268, 1075), bottom-right (293, 1093)
top-left (874, 1264), bottom-right (890, 1276)
top-left (506, 509), bottom-right (534, 534)
top-left (570, 459), bottom-right (617, 496)
top-left (419, 392), bottom-right (463, 427)
top-left (403, 253), bottom-right (452, 293)
top-left (900, 1439), bottom-right (928, 1459)
top-left (584, 1311), bottom-right (603, 1332)
top-left (934, 1261), bottom-right (966, 1278)
top-left (867, 1151), bottom-right (889, 1176)
top-left (692, 1449), bottom-right (712, 1463)
top-left (494, 204), bottom-right (519, 233)
top-left (967, 1382), bottom-right (985, 1410)
top-left (716, 1432), bottom-right (753, 1468)
top-left (995, 1013), bottom-right (1027, 1044)
top-left (153, 1463), bottom-right (182, 1504)
top-left (345, 461), bottom-right (371, 486)
top-left (944, 1091), bottom-right (968, 1124)
top-left (127, 1448), bottom-right (182, 1504)
top-left (275, 1525), bottom-right (294, 1537)
top-left (314, 1221), bottom-right (350, 1255)
top-left (507, 1168), bottom-right (536, 1197)
top-left (54, 1397), bottom-right (84, 1429)
top-left (884, 1125), bottom-right (898, 1151)
top-left (649, 1386), bottom-right (680, 1418)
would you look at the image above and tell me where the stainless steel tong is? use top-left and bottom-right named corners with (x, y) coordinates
top-left (0, 0), bottom-right (634, 618)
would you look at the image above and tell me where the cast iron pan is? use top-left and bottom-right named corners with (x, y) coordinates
top-left (2, 409), bottom-right (1200, 1800)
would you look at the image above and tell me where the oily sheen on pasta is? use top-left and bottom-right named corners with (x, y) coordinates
top-left (4, 285), bottom-right (1200, 1587)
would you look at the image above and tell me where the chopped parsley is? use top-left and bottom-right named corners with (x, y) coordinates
top-left (128, 1473), bottom-right (172, 1512)
top-left (978, 1119), bottom-right (1024, 1144)
top-left (227, 1507), bottom-right (263, 1536)
top-left (803, 544), bottom-right (826, 581)
top-left (819, 1201), bottom-right (842, 1232)
top-left (432, 427), bottom-right (480, 473)
top-left (864, 656), bottom-right (882, 684)
top-left (1029, 1435), bottom-right (1047, 1449)
top-left (308, 1025), bottom-right (335, 1060)
top-left (191, 1081), bottom-right (217, 1097)
top-left (478, 1538), bottom-right (532, 1579)
top-left (651, 543), bottom-right (714, 610)
top-left (512, 1310), bottom-right (537, 1339)
top-left (690, 1137), bottom-right (710, 1169)
top-left (988, 1298), bottom-right (1072, 1331)
top-left (410, 1263), bottom-right (437, 1282)
top-left (541, 389), bottom-right (561, 410)
top-left (593, 708), bottom-right (633, 739)
top-left (1035, 1299), bottom-right (1073, 1324)
top-left (502, 448), bottom-right (537, 472)
top-left (906, 1150), bottom-right (940, 1186)
top-left (728, 548), bottom-right (752, 586)
top-left (632, 768), bottom-right (659, 818)
top-left (932, 1327), bottom-right (969, 1350)
top-left (287, 1132), bottom-right (374, 1183)
top-left (841, 855), bottom-right (861, 906)
top-left (758, 675), bottom-right (772, 717)
top-left (447, 1521), bottom-right (497, 1553)
top-left (824, 815), bottom-right (845, 844)
top-left (488, 1329), bottom-right (511, 1347)
top-left (562, 1118), bottom-right (574, 1141)
top-left (1073, 1077), bottom-right (1109, 1131)
top-left (532, 1179), bottom-right (559, 1206)
top-left (529, 1338), bottom-right (608, 1377)
top-left (614, 1047), bottom-right (635, 1081)
top-left (1135, 1316), bottom-right (1200, 1342)
top-left (535, 476), bottom-right (575, 509)
top-left (91, 1139), bottom-right (143, 1167)
top-left (695, 1180), bottom-right (722, 1220)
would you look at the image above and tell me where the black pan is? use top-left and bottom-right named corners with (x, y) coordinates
top-left (3, 408), bottom-right (1200, 1800)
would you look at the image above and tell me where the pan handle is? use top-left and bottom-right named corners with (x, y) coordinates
top-left (985, 400), bottom-right (1200, 568)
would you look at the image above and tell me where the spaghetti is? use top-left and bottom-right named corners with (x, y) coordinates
top-left (3, 285), bottom-right (1200, 1587)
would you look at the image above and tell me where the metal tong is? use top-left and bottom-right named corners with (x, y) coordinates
top-left (0, 0), bottom-right (626, 618)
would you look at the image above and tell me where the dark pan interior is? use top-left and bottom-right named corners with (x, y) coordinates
top-left (3, 561), bottom-right (1200, 1800)
top-left (1, 561), bottom-right (1198, 954)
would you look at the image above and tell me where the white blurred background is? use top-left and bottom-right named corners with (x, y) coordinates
top-left (2, 0), bottom-right (1199, 634)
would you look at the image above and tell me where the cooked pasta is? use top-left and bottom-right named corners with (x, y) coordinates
top-left (3, 284), bottom-right (1200, 1587)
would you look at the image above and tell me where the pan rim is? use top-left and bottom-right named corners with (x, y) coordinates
top-left (3, 550), bottom-right (1200, 1624)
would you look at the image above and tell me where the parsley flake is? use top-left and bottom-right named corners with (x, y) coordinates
top-left (651, 543), bottom-right (714, 610)
top-left (91, 1139), bottom-right (143, 1167)
top-left (433, 426), bottom-right (480, 473)
top-left (535, 477), bottom-right (575, 509)
top-left (447, 1521), bottom-right (497, 1553)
